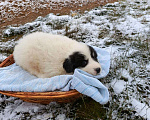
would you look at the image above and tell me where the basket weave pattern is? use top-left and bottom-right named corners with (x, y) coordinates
top-left (0, 54), bottom-right (81, 104)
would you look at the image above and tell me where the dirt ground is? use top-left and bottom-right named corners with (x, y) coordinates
top-left (0, 0), bottom-right (118, 29)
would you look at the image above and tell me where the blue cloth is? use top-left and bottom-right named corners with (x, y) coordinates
top-left (0, 47), bottom-right (110, 104)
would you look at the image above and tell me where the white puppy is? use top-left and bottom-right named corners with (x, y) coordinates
top-left (13, 32), bottom-right (101, 78)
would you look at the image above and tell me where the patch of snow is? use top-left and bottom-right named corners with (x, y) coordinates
top-left (14, 102), bottom-right (40, 113)
top-left (116, 15), bottom-right (149, 38)
top-left (0, 54), bottom-right (7, 62)
top-left (32, 113), bottom-right (53, 120)
top-left (111, 79), bottom-right (126, 94)
top-left (1, 0), bottom-right (150, 119)
top-left (139, 15), bottom-right (150, 22)
top-left (0, 0), bottom-right (98, 23)
top-left (121, 69), bottom-right (133, 82)
top-left (131, 98), bottom-right (150, 120)
top-left (0, 97), bottom-right (3, 102)
top-left (56, 114), bottom-right (66, 120)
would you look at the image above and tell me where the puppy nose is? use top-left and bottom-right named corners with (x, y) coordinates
top-left (95, 68), bottom-right (101, 74)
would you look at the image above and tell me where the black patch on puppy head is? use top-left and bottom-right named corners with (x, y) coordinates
top-left (63, 58), bottom-right (73, 73)
top-left (63, 52), bottom-right (88, 73)
top-left (88, 45), bottom-right (98, 62)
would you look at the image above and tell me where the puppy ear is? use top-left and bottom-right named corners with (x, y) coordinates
top-left (88, 45), bottom-right (98, 62)
top-left (63, 58), bottom-right (74, 73)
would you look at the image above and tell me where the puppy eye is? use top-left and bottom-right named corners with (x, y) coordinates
top-left (95, 57), bottom-right (98, 62)
top-left (81, 60), bottom-right (88, 67)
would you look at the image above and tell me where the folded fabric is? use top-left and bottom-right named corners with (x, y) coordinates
top-left (0, 46), bottom-right (110, 104)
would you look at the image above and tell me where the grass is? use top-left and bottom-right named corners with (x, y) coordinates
top-left (68, 97), bottom-right (107, 120)
top-left (0, 0), bottom-right (150, 119)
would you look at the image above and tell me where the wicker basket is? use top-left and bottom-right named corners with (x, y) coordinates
top-left (0, 54), bottom-right (81, 104)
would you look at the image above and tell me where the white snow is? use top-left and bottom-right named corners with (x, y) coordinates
top-left (14, 102), bottom-right (40, 113)
top-left (0, 0), bottom-right (99, 23)
top-left (0, 0), bottom-right (150, 119)
top-left (111, 79), bottom-right (126, 94)
top-left (131, 98), bottom-right (150, 120)
top-left (56, 114), bottom-right (66, 120)
top-left (0, 54), bottom-right (7, 62)
top-left (116, 15), bottom-right (149, 38)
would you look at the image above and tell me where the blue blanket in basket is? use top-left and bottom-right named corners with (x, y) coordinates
top-left (0, 47), bottom-right (110, 104)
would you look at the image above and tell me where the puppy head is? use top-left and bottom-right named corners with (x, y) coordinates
top-left (63, 45), bottom-right (101, 76)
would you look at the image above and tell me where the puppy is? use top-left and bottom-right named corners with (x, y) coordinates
top-left (13, 32), bottom-right (101, 78)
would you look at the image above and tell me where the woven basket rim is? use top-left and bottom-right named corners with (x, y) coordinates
top-left (0, 54), bottom-right (81, 104)
top-left (0, 90), bottom-right (80, 99)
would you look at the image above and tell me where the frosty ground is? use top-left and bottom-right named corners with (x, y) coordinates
top-left (0, 0), bottom-right (150, 119)
top-left (0, 0), bottom-right (115, 28)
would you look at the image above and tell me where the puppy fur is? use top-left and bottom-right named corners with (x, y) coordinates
top-left (13, 32), bottom-right (101, 78)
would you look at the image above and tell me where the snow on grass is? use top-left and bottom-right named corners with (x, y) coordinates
top-left (0, 0), bottom-right (150, 119)
top-left (111, 68), bottom-right (133, 94)
top-left (0, 54), bottom-right (7, 62)
top-left (111, 79), bottom-right (126, 94)
top-left (131, 98), bottom-right (150, 120)
top-left (0, 0), bottom-right (98, 23)
top-left (116, 15), bottom-right (149, 38)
